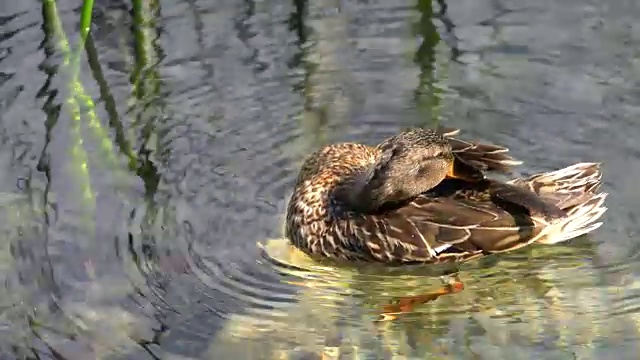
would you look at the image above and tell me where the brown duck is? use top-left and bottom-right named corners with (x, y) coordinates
top-left (285, 127), bottom-right (607, 265)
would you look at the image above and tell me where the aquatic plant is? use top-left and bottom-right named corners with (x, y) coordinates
top-left (42, 0), bottom-right (128, 217)
top-left (41, 0), bottom-right (160, 215)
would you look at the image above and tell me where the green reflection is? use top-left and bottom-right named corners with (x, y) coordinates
top-left (289, 0), bottom-right (330, 152)
top-left (42, 0), bottom-right (95, 216)
top-left (130, 0), bottom-right (163, 201)
top-left (84, 33), bottom-right (136, 170)
top-left (413, 0), bottom-right (444, 128)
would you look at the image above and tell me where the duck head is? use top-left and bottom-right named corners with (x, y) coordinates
top-left (337, 128), bottom-right (463, 212)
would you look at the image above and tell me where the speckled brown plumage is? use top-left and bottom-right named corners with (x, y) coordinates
top-left (285, 126), bottom-right (607, 265)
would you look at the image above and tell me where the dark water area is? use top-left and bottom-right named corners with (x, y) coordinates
top-left (1, 0), bottom-right (640, 358)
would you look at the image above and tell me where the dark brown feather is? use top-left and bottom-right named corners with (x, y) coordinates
top-left (286, 127), bottom-right (606, 265)
top-left (439, 126), bottom-right (522, 174)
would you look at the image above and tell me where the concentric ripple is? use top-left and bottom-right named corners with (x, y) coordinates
top-left (136, 0), bottom-right (640, 358)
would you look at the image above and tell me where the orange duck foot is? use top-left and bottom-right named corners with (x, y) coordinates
top-left (377, 277), bottom-right (464, 321)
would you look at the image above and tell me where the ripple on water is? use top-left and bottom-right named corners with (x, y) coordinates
top-left (190, 232), bottom-right (640, 359)
top-left (3, 0), bottom-right (640, 358)
top-left (148, 0), bottom-right (640, 356)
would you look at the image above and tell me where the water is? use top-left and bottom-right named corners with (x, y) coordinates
top-left (1, 0), bottom-right (639, 358)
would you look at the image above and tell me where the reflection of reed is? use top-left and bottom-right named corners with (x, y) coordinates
top-left (41, 0), bottom-right (94, 214)
top-left (412, 0), bottom-right (443, 129)
top-left (129, 0), bottom-right (162, 200)
top-left (411, 0), bottom-right (466, 130)
top-left (186, 0), bottom-right (213, 79)
top-left (84, 33), bottom-right (136, 170)
top-left (288, 0), bottom-right (329, 154)
top-left (434, 0), bottom-right (461, 61)
top-left (235, 0), bottom-right (268, 72)
top-left (34, 0), bottom-right (65, 309)
top-left (43, 2), bottom-right (171, 355)
top-left (288, 0), bottom-right (359, 160)
top-left (17, 3), bottom-right (109, 355)
top-left (37, 2), bottom-right (61, 226)
top-left (126, 0), bottom-right (173, 310)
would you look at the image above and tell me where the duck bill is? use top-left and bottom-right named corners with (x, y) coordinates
top-left (446, 162), bottom-right (458, 178)
top-left (446, 161), bottom-right (485, 182)
top-left (446, 162), bottom-right (466, 179)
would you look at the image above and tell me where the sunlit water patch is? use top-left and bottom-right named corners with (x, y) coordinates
top-left (201, 235), bottom-right (640, 359)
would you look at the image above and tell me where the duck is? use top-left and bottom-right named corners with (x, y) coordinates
top-left (285, 126), bottom-right (607, 265)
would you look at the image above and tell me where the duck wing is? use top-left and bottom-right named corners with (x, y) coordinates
top-left (436, 126), bottom-right (523, 174)
top-left (346, 179), bottom-right (563, 264)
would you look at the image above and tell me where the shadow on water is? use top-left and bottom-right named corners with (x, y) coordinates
top-left (1, 0), bottom-right (640, 359)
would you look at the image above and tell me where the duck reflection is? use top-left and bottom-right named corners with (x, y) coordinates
top-left (205, 233), bottom-right (625, 359)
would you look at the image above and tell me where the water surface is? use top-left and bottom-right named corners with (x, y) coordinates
top-left (1, 0), bottom-right (640, 358)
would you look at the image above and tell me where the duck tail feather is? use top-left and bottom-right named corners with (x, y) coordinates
top-left (507, 162), bottom-right (607, 244)
top-left (536, 192), bottom-right (608, 244)
top-left (442, 133), bottom-right (523, 173)
top-left (508, 162), bottom-right (602, 197)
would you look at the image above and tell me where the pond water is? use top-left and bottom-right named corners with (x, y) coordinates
top-left (1, 0), bottom-right (640, 358)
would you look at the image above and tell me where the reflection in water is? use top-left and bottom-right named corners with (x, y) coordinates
top-left (84, 33), bottom-right (135, 171)
top-left (129, 0), bottom-right (163, 200)
top-left (413, 0), bottom-right (442, 127)
top-left (186, 0), bottom-right (214, 80)
top-left (289, 0), bottom-right (331, 152)
top-left (435, 0), bottom-right (461, 61)
top-left (1, 0), bottom-right (640, 359)
top-left (209, 235), bottom-right (638, 358)
top-left (127, 0), bottom-right (165, 283)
